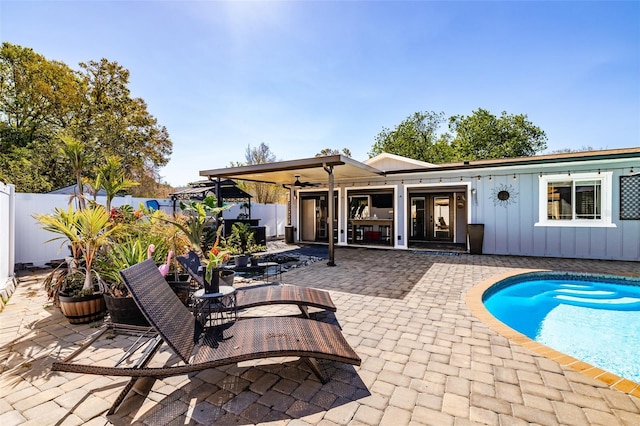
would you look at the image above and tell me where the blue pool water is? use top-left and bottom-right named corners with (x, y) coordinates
top-left (483, 273), bottom-right (640, 383)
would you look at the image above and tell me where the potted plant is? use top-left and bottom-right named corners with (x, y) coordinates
top-left (95, 206), bottom-right (192, 319)
top-left (35, 205), bottom-right (120, 324)
top-left (95, 237), bottom-right (167, 325)
top-left (223, 222), bottom-right (263, 267)
top-left (163, 196), bottom-right (235, 285)
top-left (201, 233), bottom-right (231, 293)
top-left (162, 195), bottom-right (230, 259)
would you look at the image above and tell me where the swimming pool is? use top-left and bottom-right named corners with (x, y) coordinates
top-left (483, 272), bottom-right (640, 384)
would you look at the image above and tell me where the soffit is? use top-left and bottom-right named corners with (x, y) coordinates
top-left (199, 155), bottom-right (385, 186)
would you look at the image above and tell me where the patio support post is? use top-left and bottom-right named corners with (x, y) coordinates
top-left (324, 164), bottom-right (336, 266)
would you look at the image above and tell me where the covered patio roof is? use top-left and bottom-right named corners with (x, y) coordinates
top-left (199, 154), bottom-right (385, 186)
top-left (200, 155), bottom-right (385, 267)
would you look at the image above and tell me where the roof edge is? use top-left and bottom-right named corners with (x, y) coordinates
top-left (385, 147), bottom-right (640, 175)
top-left (200, 154), bottom-right (384, 179)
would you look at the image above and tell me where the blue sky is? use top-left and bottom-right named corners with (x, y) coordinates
top-left (2, 1), bottom-right (639, 187)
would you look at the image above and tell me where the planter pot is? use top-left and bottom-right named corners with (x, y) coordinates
top-left (103, 294), bottom-right (149, 326)
top-left (58, 293), bottom-right (106, 324)
top-left (165, 273), bottom-right (190, 283)
top-left (168, 282), bottom-right (192, 306)
top-left (166, 274), bottom-right (192, 306)
top-left (467, 224), bottom-right (485, 255)
top-left (204, 268), bottom-right (220, 294)
top-left (220, 270), bottom-right (235, 286)
top-left (250, 256), bottom-right (259, 266)
top-left (235, 255), bottom-right (250, 267)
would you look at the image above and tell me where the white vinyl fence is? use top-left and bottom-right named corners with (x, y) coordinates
top-left (14, 193), bottom-right (286, 267)
top-left (0, 182), bottom-right (15, 291)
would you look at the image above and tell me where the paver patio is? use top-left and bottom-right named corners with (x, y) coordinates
top-left (1, 246), bottom-right (639, 425)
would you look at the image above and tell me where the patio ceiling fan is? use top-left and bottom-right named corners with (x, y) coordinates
top-left (293, 175), bottom-right (315, 187)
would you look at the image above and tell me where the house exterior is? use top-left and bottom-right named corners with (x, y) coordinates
top-left (201, 148), bottom-right (640, 262)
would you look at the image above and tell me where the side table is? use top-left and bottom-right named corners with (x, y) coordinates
top-left (192, 286), bottom-right (237, 329)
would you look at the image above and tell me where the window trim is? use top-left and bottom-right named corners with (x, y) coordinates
top-left (535, 171), bottom-right (616, 228)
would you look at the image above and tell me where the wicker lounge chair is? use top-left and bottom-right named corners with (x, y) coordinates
top-left (177, 251), bottom-right (336, 318)
top-left (51, 259), bottom-right (360, 414)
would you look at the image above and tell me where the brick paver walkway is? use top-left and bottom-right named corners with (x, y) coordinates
top-left (1, 247), bottom-right (639, 425)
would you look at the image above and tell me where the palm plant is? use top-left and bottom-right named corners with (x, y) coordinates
top-left (162, 195), bottom-right (231, 258)
top-left (35, 204), bottom-right (121, 291)
top-left (59, 134), bottom-right (91, 210)
top-left (94, 155), bottom-right (139, 211)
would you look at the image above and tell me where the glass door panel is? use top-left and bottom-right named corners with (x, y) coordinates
top-left (411, 197), bottom-right (426, 239)
top-left (432, 196), bottom-right (451, 240)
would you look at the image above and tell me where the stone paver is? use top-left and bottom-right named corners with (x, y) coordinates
top-left (1, 245), bottom-right (639, 424)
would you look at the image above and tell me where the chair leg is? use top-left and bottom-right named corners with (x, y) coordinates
top-left (107, 335), bottom-right (163, 415)
top-left (298, 305), bottom-right (310, 319)
top-left (303, 357), bottom-right (328, 384)
top-left (107, 377), bottom-right (139, 415)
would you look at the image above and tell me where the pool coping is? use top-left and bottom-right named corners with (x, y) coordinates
top-left (465, 268), bottom-right (640, 398)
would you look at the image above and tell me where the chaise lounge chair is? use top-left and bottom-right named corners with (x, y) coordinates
top-left (51, 259), bottom-right (361, 414)
top-left (177, 251), bottom-right (336, 319)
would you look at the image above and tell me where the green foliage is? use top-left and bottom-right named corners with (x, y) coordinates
top-left (0, 42), bottom-right (83, 192)
top-left (449, 108), bottom-right (547, 160)
top-left (369, 111), bottom-right (455, 163)
top-left (162, 196), bottom-right (231, 258)
top-left (369, 109), bottom-right (547, 163)
top-left (0, 42), bottom-right (171, 194)
top-left (222, 222), bottom-right (265, 255)
top-left (34, 204), bottom-right (121, 291)
top-left (59, 133), bottom-right (90, 208)
top-left (93, 155), bottom-right (139, 211)
top-left (94, 237), bottom-right (167, 296)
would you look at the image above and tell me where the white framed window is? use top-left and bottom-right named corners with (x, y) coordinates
top-left (535, 172), bottom-right (615, 227)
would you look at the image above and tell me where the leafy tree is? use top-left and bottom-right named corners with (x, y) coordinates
top-left (0, 42), bottom-right (84, 191)
top-left (368, 111), bottom-right (456, 163)
top-left (449, 108), bottom-right (547, 160)
top-left (316, 148), bottom-right (352, 157)
top-left (0, 43), bottom-right (172, 194)
top-left (369, 109), bottom-right (547, 163)
top-left (73, 59), bottom-right (172, 189)
top-left (235, 143), bottom-right (285, 204)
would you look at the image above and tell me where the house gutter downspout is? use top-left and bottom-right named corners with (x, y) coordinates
top-left (323, 163), bottom-right (336, 266)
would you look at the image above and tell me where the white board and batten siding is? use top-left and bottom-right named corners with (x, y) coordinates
top-left (472, 158), bottom-right (640, 262)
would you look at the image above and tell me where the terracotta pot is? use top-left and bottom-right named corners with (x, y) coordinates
top-left (58, 293), bottom-right (106, 324)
